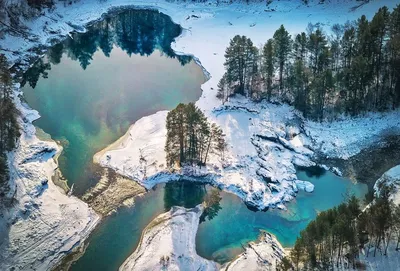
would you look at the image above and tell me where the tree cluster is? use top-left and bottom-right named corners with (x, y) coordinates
top-left (0, 54), bottom-right (20, 191)
top-left (279, 187), bottom-right (400, 271)
top-left (218, 5), bottom-right (400, 120)
top-left (165, 103), bottom-right (225, 167)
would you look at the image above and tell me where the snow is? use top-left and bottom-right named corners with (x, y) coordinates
top-left (0, 88), bottom-right (99, 270)
top-left (90, 0), bottom-right (400, 211)
top-left (1, 0), bottom-right (399, 269)
top-left (304, 110), bottom-right (400, 159)
top-left (356, 242), bottom-right (400, 271)
top-left (374, 165), bottom-right (400, 206)
top-left (119, 205), bottom-right (218, 271)
top-left (120, 205), bottom-right (287, 271)
top-left (98, 99), bottom-right (318, 210)
top-left (222, 231), bottom-right (286, 271)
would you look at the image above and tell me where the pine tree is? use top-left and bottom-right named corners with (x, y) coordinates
top-left (0, 54), bottom-right (20, 190)
top-left (224, 35), bottom-right (258, 97)
top-left (165, 103), bottom-right (225, 167)
top-left (262, 39), bottom-right (274, 100)
top-left (273, 25), bottom-right (292, 96)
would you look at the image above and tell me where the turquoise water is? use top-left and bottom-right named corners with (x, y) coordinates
top-left (70, 169), bottom-right (367, 270)
top-left (21, 10), bottom-right (205, 194)
top-left (20, 8), bottom-right (368, 271)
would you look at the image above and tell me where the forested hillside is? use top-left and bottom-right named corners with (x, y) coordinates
top-left (278, 186), bottom-right (400, 270)
top-left (218, 5), bottom-right (400, 120)
top-left (0, 54), bottom-right (20, 194)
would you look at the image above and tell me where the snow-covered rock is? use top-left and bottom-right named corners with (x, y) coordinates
top-left (295, 180), bottom-right (315, 193)
top-left (119, 205), bottom-right (217, 271)
top-left (223, 231), bottom-right (286, 271)
top-left (374, 165), bottom-right (400, 205)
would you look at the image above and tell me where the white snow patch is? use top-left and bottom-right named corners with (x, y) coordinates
top-left (304, 110), bottom-right (400, 159)
top-left (119, 205), bottom-right (217, 271)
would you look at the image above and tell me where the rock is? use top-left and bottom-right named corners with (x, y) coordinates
top-left (295, 180), bottom-right (314, 193)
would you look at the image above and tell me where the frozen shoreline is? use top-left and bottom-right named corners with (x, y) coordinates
top-left (1, 0), bottom-right (399, 269)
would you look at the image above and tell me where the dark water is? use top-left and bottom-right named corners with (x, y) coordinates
top-left (21, 9), bottom-right (205, 194)
top-left (70, 169), bottom-right (366, 270)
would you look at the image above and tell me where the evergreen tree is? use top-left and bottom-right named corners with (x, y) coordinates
top-left (0, 54), bottom-right (20, 192)
top-left (273, 25), bottom-right (292, 96)
top-left (165, 103), bottom-right (225, 167)
top-left (262, 39), bottom-right (274, 100)
top-left (223, 35), bottom-right (258, 97)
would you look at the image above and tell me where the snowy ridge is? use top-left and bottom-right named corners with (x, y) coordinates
top-left (119, 205), bottom-right (218, 271)
top-left (304, 110), bottom-right (400, 159)
top-left (0, 87), bottom-right (99, 270)
top-left (119, 205), bottom-right (286, 271)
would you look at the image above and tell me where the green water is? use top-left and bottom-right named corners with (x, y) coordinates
top-left (70, 169), bottom-right (367, 270)
top-left (20, 8), bottom-right (368, 271)
top-left (21, 9), bottom-right (205, 194)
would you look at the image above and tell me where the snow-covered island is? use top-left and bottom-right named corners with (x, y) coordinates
top-left (1, 0), bottom-right (400, 270)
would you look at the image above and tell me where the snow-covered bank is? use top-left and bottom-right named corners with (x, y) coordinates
top-left (374, 165), bottom-right (400, 205)
top-left (0, 88), bottom-right (99, 270)
top-left (119, 205), bottom-right (218, 271)
top-left (222, 231), bottom-right (286, 271)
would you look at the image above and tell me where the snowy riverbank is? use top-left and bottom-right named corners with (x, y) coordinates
top-left (0, 87), bottom-right (99, 270)
top-left (1, 0), bottom-right (399, 269)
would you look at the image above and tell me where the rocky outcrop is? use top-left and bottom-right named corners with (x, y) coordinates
top-left (222, 232), bottom-right (286, 271)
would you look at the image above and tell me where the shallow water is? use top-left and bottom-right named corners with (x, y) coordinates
top-left (21, 9), bottom-right (205, 194)
top-left (70, 169), bottom-right (367, 270)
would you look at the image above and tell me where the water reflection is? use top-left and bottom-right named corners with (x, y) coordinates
top-left (163, 181), bottom-right (222, 222)
top-left (22, 10), bottom-right (192, 89)
top-left (21, 9), bottom-right (205, 194)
